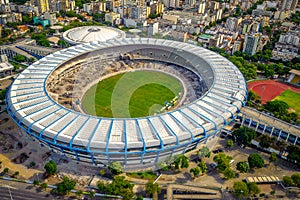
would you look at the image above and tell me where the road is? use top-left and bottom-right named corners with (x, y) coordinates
top-left (0, 180), bottom-right (59, 200)
top-left (0, 185), bottom-right (55, 200)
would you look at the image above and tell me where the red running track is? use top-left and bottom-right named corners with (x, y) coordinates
top-left (248, 80), bottom-right (300, 104)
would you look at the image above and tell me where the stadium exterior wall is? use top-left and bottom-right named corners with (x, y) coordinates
top-left (6, 38), bottom-right (247, 170)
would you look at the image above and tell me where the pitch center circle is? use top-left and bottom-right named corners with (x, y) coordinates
top-left (82, 70), bottom-right (183, 118)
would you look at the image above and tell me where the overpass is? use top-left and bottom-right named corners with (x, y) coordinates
top-left (0, 39), bottom-right (60, 60)
top-left (16, 44), bottom-right (59, 59)
top-left (237, 107), bottom-right (300, 146)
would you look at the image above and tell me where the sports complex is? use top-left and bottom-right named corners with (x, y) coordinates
top-left (6, 38), bottom-right (247, 169)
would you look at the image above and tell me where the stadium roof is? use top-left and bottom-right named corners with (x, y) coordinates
top-left (62, 26), bottom-right (126, 45)
top-left (6, 38), bottom-right (247, 162)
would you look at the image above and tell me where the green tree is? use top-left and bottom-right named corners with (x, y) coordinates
top-left (40, 183), bottom-right (48, 190)
top-left (269, 152), bottom-right (277, 163)
top-left (33, 180), bottom-right (40, 186)
top-left (247, 182), bottom-right (260, 195)
top-left (108, 162), bottom-right (123, 175)
top-left (232, 127), bottom-right (256, 146)
top-left (56, 176), bottom-right (76, 194)
top-left (190, 167), bottom-right (201, 177)
top-left (213, 153), bottom-right (232, 172)
top-left (44, 160), bottom-right (57, 175)
top-left (145, 180), bottom-right (161, 196)
top-left (198, 146), bottom-right (211, 158)
top-left (105, 176), bottom-right (134, 200)
top-left (236, 161), bottom-right (250, 173)
top-left (198, 161), bottom-right (207, 173)
top-left (13, 54), bottom-right (26, 62)
top-left (99, 169), bottom-right (105, 176)
top-left (223, 167), bottom-right (236, 179)
top-left (3, 168), bottom-right (9, 173)
top-left (263, 100), bottom-right (289, 116)
top-left (283, 176), bottom-right (294, 187)
top-left (75, 190), bottom-right (83, 197)
top-left (233, 181), bottom-right (249, 197)
top-left (29, 162), bottom-right (35, 168)
top-left (248, 153), bottom-right (264, 168)
top-left (97, 181), bottom-right (106, 192)
top-left (173, 155), bottom-right (189, 170)
top-left (259, 134), bottom-right (271, 149)
top-left (287, 145), bottom-right (300, 164)
top-left (291, 173), bottom-right (300, 187)
top-left (226, 139), bottom-right (234, 148)
top-left (57, 39), bottom-right (67, 47)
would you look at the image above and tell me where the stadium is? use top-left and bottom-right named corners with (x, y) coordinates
top-left (6, 38), bottom-right (247, 170)
top-left (62, 26), bottom-right (126, 45)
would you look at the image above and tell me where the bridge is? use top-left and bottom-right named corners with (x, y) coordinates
top-left (237, 106), bottom-right (300, 146)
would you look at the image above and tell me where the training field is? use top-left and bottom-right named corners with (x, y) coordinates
top-left (273, 89), bottom-right (300, 115)
top-left (248, 80), bottom-right (300, 104)
top-left (82, 70), bottom-right (182, 118)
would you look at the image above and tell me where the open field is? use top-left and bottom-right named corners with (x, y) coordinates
top-left (273, 89), bottom-right (300, 115)
top-left (82, 70), bottom-right (182, 118)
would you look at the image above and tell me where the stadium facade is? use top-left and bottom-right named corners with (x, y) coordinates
top-left (6, 38), bottom-right (247, 170)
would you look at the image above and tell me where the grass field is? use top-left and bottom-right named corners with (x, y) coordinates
top-left (273, 89), bottom-right (300, 115)
top-left (82, 70), bottom-right (182, 118)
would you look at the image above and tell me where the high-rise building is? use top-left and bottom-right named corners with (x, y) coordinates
top-left (0, 0), bottom-right (9, 4)
top-left (198, 1), bottom-right (206, 14)
top-left (280, 0), bottom-right (297, 11)
top-left (36, 0), bottom-right (49, 13)
top-left (243, 34), bottom-right (261, 55)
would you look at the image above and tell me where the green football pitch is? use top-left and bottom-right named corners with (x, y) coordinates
top-left (82, 70), bottom-right (182, 118)
top-left (273, 89), bottom-right (300, 115)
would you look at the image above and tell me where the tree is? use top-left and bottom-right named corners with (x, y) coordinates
top-left (263, 100), bottom-right (289, 116)
top-left (173, 155), bottom-right (189, 170)
top-left (236, 161), bottom-right (250, 173)
top-left (3, 168), bottom-right (9, 173)
top-left (29, 162), bottom-right (36, 168)
top-left (283, 176), bottom-right (294, 187)
top-left (33, 180), bottom-right (40, 186)
top-left (145, 180), bottom-right (161, 196)
top-left (223, 168), bottom-right (236, 180)
top-left (40, 183), bottom-right (48, 190)
top-left (232, 127), bottom-right (256, 146)
top-left (105, 176), bottom-right (134, 200)
top-left (97, 181), bottom-right (106, 192)
top-left (259, 134), bottom-right (271, 149)
top-left (213, 153), bottom-right (232, 172)
top-left (190, 167), bottom-right (201, 177)
top-left (198, 146), bottom-right (211, 158)
top-left (13, 54), bottom-right (26, 62)
top-left (269, 152), bottom-right (277, 163)
top-left (75, 190), bottom-right (83, 197)
top-left (248, 153), bottom-right (264, 168)
top-left (56, 176), bottom-right (76, 194)
top-left (233, 181), bottom-right (249, 197)
top-left (44, 160), bottom-right (57, 175)
top-left (291, 173), bottom-right (300, 187)
top-left (198, 161), bottom-right (207, 173)
top-left (57, 39), bottom-right (67, 47)
top-left (226, 139), bottom-right (234, 148)
top-left (108, 162), bottom-right (123, 175)
top-left (247, 182), bottom-right (260, 195)
top-left (99, 169), bottom-right (105, 176)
